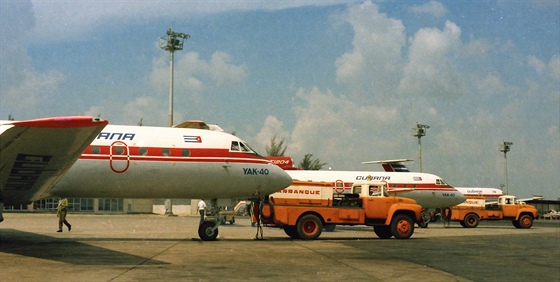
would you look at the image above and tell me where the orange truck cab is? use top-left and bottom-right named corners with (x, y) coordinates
top-left (257, 180), bottom-right (423, 240)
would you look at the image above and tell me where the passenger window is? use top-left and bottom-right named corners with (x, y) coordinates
top-left (162, 148), bottom-right (170, 156)
top-left (90, 146), bottom-right (100, 154)
top-left (139, 147), bottom-right (148, 156)
top-left (182, 149), bottom-right (190, 157)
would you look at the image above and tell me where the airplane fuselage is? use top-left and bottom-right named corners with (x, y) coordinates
top-left (50, 125), bottom-right (293, 199)
top-left (286, 170), bottom-right (466, 208)
top-left (454, 187), bottom-right (503, 199)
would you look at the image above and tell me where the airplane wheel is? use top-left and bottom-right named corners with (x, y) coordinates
top-left (417, 221), bottom-right (429, 228)
top-left (516, 214), bottom-right (533, 229)
top-left (230, 218), bottom-right (235, 224)
top-left (374, 226), bottom-right (392, 239)
top-left (390, 214), bottom-right (414, 239)
top-left (463, 213), bottom-right (479, 228)
top-left (296, 214), bottom-right (323, 240)
top-left (324, 224), bottom-right (336, 232)
top-left (419, 210), bottom-right (431, 228)
top-left (198, 221), bottom-right (219, 241)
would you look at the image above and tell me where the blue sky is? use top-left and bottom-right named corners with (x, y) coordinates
top-left (1, 1), bottom-right (559, 199)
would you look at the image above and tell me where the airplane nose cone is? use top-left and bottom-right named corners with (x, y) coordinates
top-left (260, 164), bottom-right (293, 195)
top-left (454, 189), bottom-right (467, 205)
top-left (275, 166), bottom-right (293, 190)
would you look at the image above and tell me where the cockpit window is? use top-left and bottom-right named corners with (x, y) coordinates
top-left (231, 141), bottom-right (240, 151)
top-left (436, 179), bottom-right (449, 185)
top-left (230, 141), bottom-right (262, 157)
top-left (240, 142), bottom-right (252, 152)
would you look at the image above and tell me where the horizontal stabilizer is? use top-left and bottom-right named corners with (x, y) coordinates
top-left (361, 159), bottom-right (413, 172)
top-left (0, 116), bottom-right (108, 205)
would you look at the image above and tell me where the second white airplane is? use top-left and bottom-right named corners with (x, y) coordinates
top-left (270, 158), bottom-right (467, 227)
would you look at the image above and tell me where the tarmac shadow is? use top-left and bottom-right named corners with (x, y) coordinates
top-left (0, 229), bottom-right (168, 265)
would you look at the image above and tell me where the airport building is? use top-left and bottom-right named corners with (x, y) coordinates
top-left (4, 198), bottom-right (241, 216)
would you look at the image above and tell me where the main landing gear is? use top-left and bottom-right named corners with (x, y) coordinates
top-left (198, 198), bottom-right (221, 241)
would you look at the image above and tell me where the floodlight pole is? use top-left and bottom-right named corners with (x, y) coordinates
top-left (158, 28), bottom-right (190, 127)
top-left (158, 28), bottom-right (190, 215)
top-left (412, 123), bottom-right (430, 172)
top-left (168, 50), bottom-right (175, 127)
top-left (500, 140), bottom-right (513, 195)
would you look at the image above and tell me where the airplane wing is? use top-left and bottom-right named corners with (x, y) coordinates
top-left (0, 116), bottom-right (108, 208)
top-left (361, 159), bottom-right (414, 172)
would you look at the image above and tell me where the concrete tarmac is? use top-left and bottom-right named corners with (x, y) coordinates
top-left (1, 213), bottom-right (559, 281)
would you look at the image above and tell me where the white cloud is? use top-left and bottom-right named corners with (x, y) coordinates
top-left (208, 52), bottom-right (248, 85)
top-left (410, 1), bottom-right (447, 17)
top-left (149, 51), bottom-right (247, 101)
top-left (286, 86), bottom-right (403, 168)
top-left (255, 116), bottom-right (290, 153)
top-left (528, 55), bottom-right (547, 76)
top-left (398, 21), bottom-right (465, 100)
top-left (476, 73), bottom-right (507, 98)
top-left (2, 69), bottom-right (65, 119)
top-left (0, 1), bottom-right (68, 119)
top-left (335, 1), bottom-right (405, 98)
top-left (29, 0), bottom-right (349, 44)
top-left (548, 54), bottom-right (560, 81)
top-left (463, 38), bottom-right (496, 58)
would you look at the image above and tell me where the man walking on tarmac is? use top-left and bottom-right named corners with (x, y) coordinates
top-left (57, 198), bottom-right (72, 232)
top-left (197, 199), bottom-right (207, 225)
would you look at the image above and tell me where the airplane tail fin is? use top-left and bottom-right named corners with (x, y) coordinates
top-left (361, 159), bottom-right (413, 172)
top-left (265, 156), bottom-right (301, 170)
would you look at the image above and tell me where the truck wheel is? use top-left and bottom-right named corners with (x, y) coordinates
top-left (284, 226), bottom-right (301, 239)
top-left (324, 225), bottom-right (336, 232)
top-left (296, 214), bottom-right (323, 240)
top-left (390, 214), bottom-right (414, 239)
top-left (198, 221), bottom-right (219, 241)
top-left (230, 217), bottom-right (235, 224)
top-left (463, 213), bottom-right (479, 228)
top-left (516, 214), bottom-right (533, 229)
top-left (374, 226), bottom-right (392, 239)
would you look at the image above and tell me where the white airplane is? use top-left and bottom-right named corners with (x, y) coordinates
top-left (454, 187), bottom-right (503, 199)
top-left (269, 158), bottom-right (466, 227)
top-left (1, 117), bottom-right (293, 240)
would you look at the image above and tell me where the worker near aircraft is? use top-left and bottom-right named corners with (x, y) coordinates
top-left (197, 200), bottom-right (208, 225)
top-left (56, 198), bottom-right (72, 232)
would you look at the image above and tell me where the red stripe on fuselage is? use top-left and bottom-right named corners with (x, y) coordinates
top-left (79, 145), bottom-right (270, 164)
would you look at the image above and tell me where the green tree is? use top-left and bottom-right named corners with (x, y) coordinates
top-left (298, 153), bottom-right (327, 170)
top-left (266, 135), bottom-right (287, 156)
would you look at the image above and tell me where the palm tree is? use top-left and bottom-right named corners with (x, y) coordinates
top-left (266, 135), bottom-right (287, 156)
top-left (298, 153), bottom-right (326, 170)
